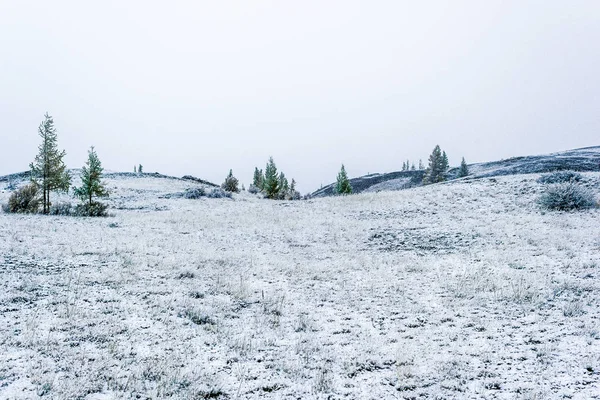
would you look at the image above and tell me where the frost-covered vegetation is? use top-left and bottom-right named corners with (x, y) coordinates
top-left (537, 170), bottom-right (583, 184)
top-left (538, 182), bottom-right (597, 211)
top-left (1, 172), bottom-right (599, 399)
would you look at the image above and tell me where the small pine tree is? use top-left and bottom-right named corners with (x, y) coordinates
top-left (418, 159), bottom-right (424, 170)
top-left (263, 157), bottom-right (280, 199)
top-left (30, 113), bottom-right (71, 214)
top-left (74, 146), bottom-right (108, 207)
top-left (221, 169), bottom-right (240, 193)
top-left (423, 145), bottom-right (446, 185)
top-left (138, 164), bottom-right (143, 174)
top-left (336, 164), bottom-right (352, 195)
top-left (402, 161), bottom-right (406, 171)
top-left (253, 167), bottom-right (264, 189)
top-left (411, 163), bottom-right (416, 171)
top-left (134, 165), bottom-right (137, 173)
top-left (278, 172), bottom-right (289, 199)
top-left (458, 157), bottom-right (469, 177)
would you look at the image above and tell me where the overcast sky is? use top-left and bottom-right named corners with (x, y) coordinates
top-left (1, 1), bottom-right (599, 192)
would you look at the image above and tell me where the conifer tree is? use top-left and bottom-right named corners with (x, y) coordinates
top-left (30, 113), bottom-right (71, 214)
top-left (423, 145), bottom-right (446, 185)
top-left (458, 157), bottom-right (469, 177)
top-left (263, 157), bottom-right (280, 199)
top-left (134, 165), bottom-right (137, 173)
top-left (336, 164), bottom-right (352, 195)
top-left (138, 164), bottom-right (143, 174)
top-left (253, 167), bottom-right (264, 189)
top-left (442, 151), bottom-right (449, 172)
top-left (418, 159), bottom-right (424, 170)
top-left (222, 169), bottom-right (240, 192)
top-left (74, 146), bottom-right (108, 207)
top-left (278, 172), bottom-right (289, 199)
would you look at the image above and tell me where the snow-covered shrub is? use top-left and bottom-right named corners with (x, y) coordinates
top-left (4, 183), bottom-right (40, 214)
top-left (49, 202), bottom-right (73, 216)
top-left (184, 187), bottom-right (206, 199)
top-left (74, 201), bottom-right (109, 217)
top-left (537, 171), bottom-right (583, 184)
top-left (538, 182), bottom-right (596, 211)
top-left (248, 184), bottom-right (260, 194)
top-left (206, 188), bottom-right (232, 199)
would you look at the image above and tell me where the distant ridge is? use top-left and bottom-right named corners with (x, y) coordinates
top-left (311, 145), bottom-right (600, 198)
top-left (0, 169), bottom-right (219, 188)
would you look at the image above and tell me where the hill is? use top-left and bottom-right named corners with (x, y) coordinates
top-left (0, 171), bottom-right (598, 398)
top-left (311, 145), bottom-right (600, 197)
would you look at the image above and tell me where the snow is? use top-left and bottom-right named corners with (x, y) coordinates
top-left (1, 173), bottom-right (599, 399)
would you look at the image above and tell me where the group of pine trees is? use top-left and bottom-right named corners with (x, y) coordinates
top-left (251, 157), bottom-right (300, 200)
top-left (422, 145), bottom-right (469, 185)
top-left (5, 113), bottom-right (108, 216)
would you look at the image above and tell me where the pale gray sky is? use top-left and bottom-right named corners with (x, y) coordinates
top-left (1, 1), bottom-right (599, 192)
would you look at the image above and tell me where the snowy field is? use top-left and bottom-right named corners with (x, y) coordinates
top-left (1, 173), bottom-right (599, 399)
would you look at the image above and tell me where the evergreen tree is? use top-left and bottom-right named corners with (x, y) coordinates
top-left (74, 146), bottom-right (108, 207)
top-left (441, 151), bottom-right (449, 172)
top-left (222, 169), bottom-right (240, 192)
top-left (138, 164), bottom-right (143, 174)
top-left (30, 113), bottom-right (71, 214)
top-left (252, 167), bottom-right (265, 190)
top-left (134, 165), bottom-right (137, 173)
top-left (458, 157), bottom-right (469, 177)
top-left (423, 145), bottom-right (446, 185)
top-left (402, 161), bottom-right (406, 171)
top-left (336, 164), bottom-right (352, 195)
top-left (411, 163), bottom-right (416, 171)
top-left (263, 157), bottom-right (280, 199)
top-left (418, 159), bottom-right (424, 170)
top-left (279, 172), bottom-right (289, 198)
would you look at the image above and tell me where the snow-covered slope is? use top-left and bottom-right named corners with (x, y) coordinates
top-left (1, 171), bottom-right (599, 399)
top-left (311, 145), bottom-right (600, 197)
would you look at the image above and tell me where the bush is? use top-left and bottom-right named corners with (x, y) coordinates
top-left (184, 187), bottom-right (206, 199)
top-left (206, 188), bottom-right (232, 199)
top-left (248, 184), bottom-right (260, 194)
top-left (49, 202), bottom-right (73, 216)
top-left (538, 171), bottom-right (583, 184)
top-left (74, 201), bottom-right (109, 217)
top-left (538, 182), bottom-right (596, 211)
top-left (5, 183), bottom-right (40, 213)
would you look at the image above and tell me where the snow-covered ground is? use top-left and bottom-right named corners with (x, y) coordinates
top-left (1, 173), bottom-right (599, 399)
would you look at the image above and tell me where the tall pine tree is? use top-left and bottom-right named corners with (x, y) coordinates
top-left (263, 157), bottom-right (280, 199)
top-left (423, 145), bottom-right (446, 185)
top-left (336, 164), bottom-right (352, 195)
top-left (30, 113), bottom-right (71, 214)
top-left (74, 146), bottom-right (108, 207)
top-left (458, 157), bottom-right (469, 177)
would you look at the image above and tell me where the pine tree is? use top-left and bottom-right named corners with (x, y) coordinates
top-left (263, 157), bottom-right (280, 199)
top-left (74, 146), bottom-right (108, 207)
top-left (222, 169), bottom-right (240, 192)
top-left (402, 161), bottom-right (406, 171)
top-left (279, 172), bottom-right (289, 199)
top-left (441, 151), bottom-right (449, 172)
top-left (336, 164), bottom-right (352, 195)
top-left (134, 165), bottom-right (137, 173)
top-left (138, 164), bottom-right (143, 174)
top-left (423, 145), bottom-right (446, 185)
top-left (252, 167), bottom-right (264, 190)
top-left (411, 163), bottom-right (416, 171)
top-left (30, 113), bottom-right (71, 214)
top-left (418, 159), bottom-right (424, 170)
top-left (458, 157), bottom-right (469, 177)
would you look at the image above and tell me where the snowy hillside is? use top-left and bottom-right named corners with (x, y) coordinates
top-left (1, 171), bottom-right (599, 399)
top-left (311, 145), bottom-right (600, 197)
